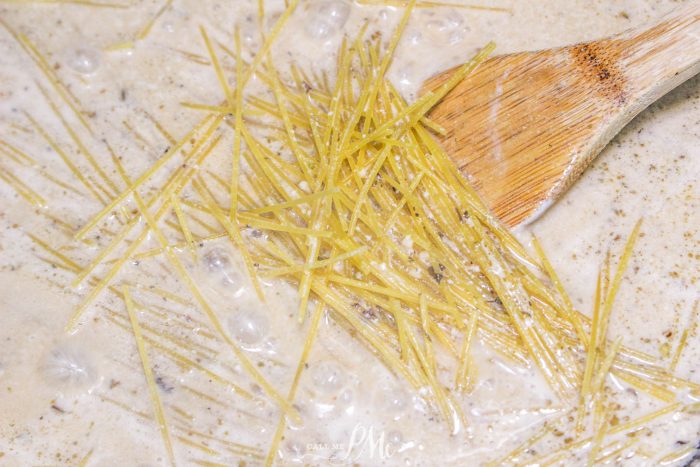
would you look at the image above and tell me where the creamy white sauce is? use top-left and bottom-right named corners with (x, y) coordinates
top-left (0, 1), bottom-right (698, 466)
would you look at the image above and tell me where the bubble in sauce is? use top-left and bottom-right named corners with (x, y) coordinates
top-left (311, 360), bottom-right (345, 394)
top-left (203, 248), bottom-right (231, 272)
top-left (406, 30), bottom-right (423, 46)
top-left (66, 47), bottom-right (101, 75)
top-left (202, 248), bottom-right (245, 289)
top-left (422, 10), bottom-right (467, 45)
top-left (40, 343), bottom-right (99, 391)
top-left (239, 22), bottom-right (260, 48)
top-left (375, 387), bottom-right (409, 418)
top-left (228, 309), bottom-right (269, 349)
top-left (338, 388), bottom-right (353, 405)
top-left (387, 429), bottom-right (403, 447)
top-left (396, 68), bottom-right (414, 89)
top-left (283, 438), bottom-right (306, 460)
top-left (303, 0), bottom-right (351, 39)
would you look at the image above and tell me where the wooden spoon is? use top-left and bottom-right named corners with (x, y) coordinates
top-left (423, 4), bottom-right (700, 227)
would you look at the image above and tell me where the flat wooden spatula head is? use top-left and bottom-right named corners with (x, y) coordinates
top-left (423, 5), bottom-right (700, 227)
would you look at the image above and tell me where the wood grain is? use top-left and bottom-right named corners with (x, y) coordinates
top-left (424, 4), bottom-right (700, 226)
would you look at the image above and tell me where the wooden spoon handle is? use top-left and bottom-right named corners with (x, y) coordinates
top-left (423, 3), bottom-right (700, 227)
top-left (618, 3), bottom-right (700, 109)
top-left (519, 4), bottom-right (700, 220)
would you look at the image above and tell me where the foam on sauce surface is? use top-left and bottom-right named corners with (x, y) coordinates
top-left (0, 1), bottom-right (698, 465)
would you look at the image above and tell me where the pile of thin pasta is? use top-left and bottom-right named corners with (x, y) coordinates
top-left (2, 1), bottom-right (698, 465)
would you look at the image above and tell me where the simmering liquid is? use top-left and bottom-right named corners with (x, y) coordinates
top-left (0, 1), bottom-right (697, 465)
